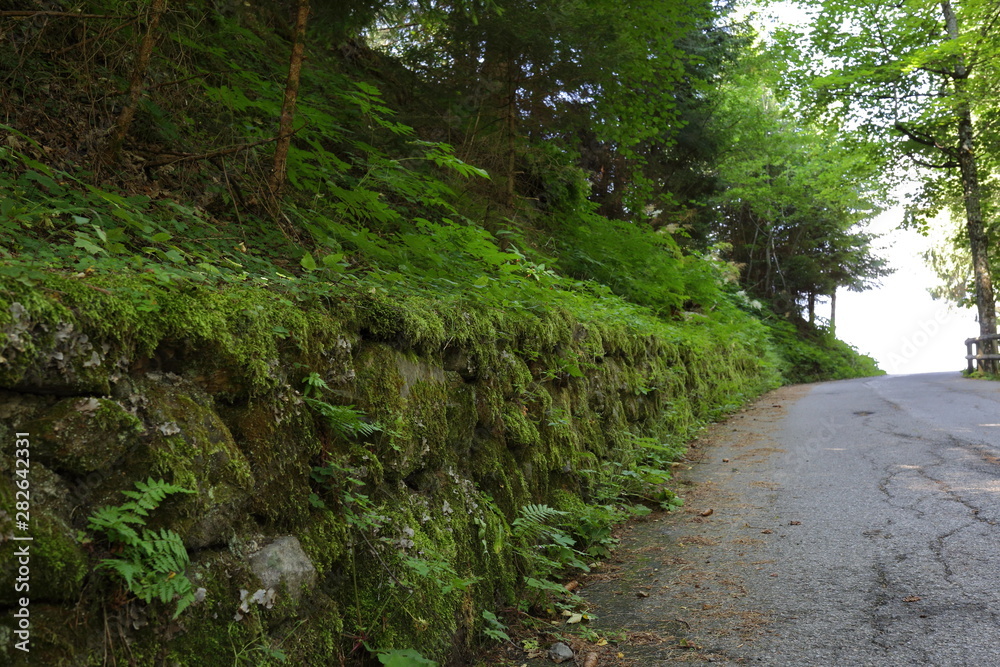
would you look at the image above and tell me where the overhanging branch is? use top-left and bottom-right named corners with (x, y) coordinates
top-left (904, 152), bottom-right (959, 169)
top-left (894, 121), bottom-right (955, 158)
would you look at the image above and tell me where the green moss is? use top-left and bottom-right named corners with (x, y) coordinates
top-left (353, 291), bottom-right (446, 351)
top-left (336, 480), bottom-right (518, 662)
top-left (353, 344), bottom-right (406, 419)
top-left (220, 397), bottom-right (318, 525)
top-left (0, 250), bottom-right (787, 664)
top-left (396, 379), bottom-right (452, 471)
top-left (27, 515), bottom-right (89, 603)
top-left (24, 397), bottom-right (141, 475)
top-left (276, 593), bottom-right (344, 664)
top-left (0, 272), bottom-right (346, 398)
top-left (501, 405), bottom-right (540, 448)
top-left (0, 604), bottom-right (96, 667)
top-left (0, 292), bottom-right (115, 394)
top-left (0, 477), bottom-right (88, 606)
top-left (298, 509), bottom-right (350, 574)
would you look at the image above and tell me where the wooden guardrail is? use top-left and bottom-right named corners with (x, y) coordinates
top-left (964, 333), bottom-right (1000, 372)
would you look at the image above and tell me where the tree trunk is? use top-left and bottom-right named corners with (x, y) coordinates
top-left (268, 0), bottom-right (310, 210)
top-left (956, 111), bottom-right (997, 370)
top-left (503, 59), bottom-right (517, 209)
top-left (97, 0), bottom-right (166, 170)
top-left (478, 30), bottom-right (518, 211)
top-left (808, 292), bottom-right (815, 325)
top-left (942, 0), bottom-right (997, 371)
top-left (830, 289), bottom-right (836, 336)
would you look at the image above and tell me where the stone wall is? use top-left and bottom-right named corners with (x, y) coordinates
top-left (0, 283), bottom-right (777, 665)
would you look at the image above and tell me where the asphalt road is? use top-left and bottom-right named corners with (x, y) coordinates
top-left (584, 372), bottom-right (1000, 666)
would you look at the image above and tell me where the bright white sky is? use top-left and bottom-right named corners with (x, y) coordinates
top-left (749, 2), bottom-right (977, 375)
top-left (817, 213), bottom-right (976, 375)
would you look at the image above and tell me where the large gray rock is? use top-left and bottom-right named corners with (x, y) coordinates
top-left (249, 536), bottom-right (316, 603)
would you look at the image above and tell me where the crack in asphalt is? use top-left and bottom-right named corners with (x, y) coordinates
top-left (577, 377), bottom-right (1000, 665)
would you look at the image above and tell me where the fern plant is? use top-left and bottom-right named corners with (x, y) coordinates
top-left (87, 478), bottom-right (196, 619)
top-left (511, 504), bottom-right (589, 578)
top-left (302, 372), bottom-right (385, 439)
top-left (304, 399), bottom-right (384, 439)
top-left (511, 504), bottom-right (567, 542)
top-left (511, 503), bottom-right (591, 615)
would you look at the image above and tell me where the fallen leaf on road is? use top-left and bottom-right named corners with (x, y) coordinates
top-left (583, 653), bottom-right (599, 667)
top-left (903, 596), bottom-right (922, 602)
top-left (636, 591), bottom-right (649, 598)
top-left (761, 529), bottom-right (773, 534)
top-left (789, 521), bottom-right (801, 525)
top-left (566, 613), bottom-right (583, 624)
top-left (700, 509), bottom-right (714, 517)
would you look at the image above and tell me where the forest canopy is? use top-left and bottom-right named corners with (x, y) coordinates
top-left (775, 0), bottom-right (1000, 358)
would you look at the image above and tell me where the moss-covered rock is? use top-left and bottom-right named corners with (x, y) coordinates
top-left (0, 466), bottom-right (89, 606)
top-left (0, 301), bottom-right (118, 395)
top-left (26, 397), bottom-right (143, 475)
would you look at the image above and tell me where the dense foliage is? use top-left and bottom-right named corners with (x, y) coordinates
top-left (3, 0), bottom-right (883, 336)
top-left (0, 0), bottom-right (885, 373)
top-left (0, 0), bottom-right (888, 662)
top-left (777, 0), bottom-right (1000, 365)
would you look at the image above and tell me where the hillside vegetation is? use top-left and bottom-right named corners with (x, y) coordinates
top-left (0, 1), bottom-right (883, 664)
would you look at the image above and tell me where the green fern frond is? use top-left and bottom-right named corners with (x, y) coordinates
top-left (172, 591), bottom-right (195, 618)
top-left (87, 506), bottom-right (145, 546)
top-left (124, 478), bottom-right (195, 508)
top-left (97, 558), bottom-right (144, 590)
top-left (512, 504), bottom-right (567, 540)
top-left (304, 398), bottom-right (383, 439)
top-left (87, 479), bottom-right (197, 619)
top-left (144, 529), bottom-right (189, 574)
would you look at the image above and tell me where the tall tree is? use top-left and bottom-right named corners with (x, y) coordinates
top-left (706, 50), bottom-right (890, 319)
top-left (376, 0), bottom-right (717, 218)
top-left (98, 0), bottom-right (167, 171)
top-left (269, 0), bottom-right (311, 211)
top-left (779, 0), bottom-right (1000, 366)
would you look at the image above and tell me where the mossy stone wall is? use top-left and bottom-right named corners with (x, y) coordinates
top-left (0, 277), bottom-right (777, 665)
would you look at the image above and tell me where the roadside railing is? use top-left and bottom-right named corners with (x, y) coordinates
top-left (964, 334), bottom-right (1000, 372)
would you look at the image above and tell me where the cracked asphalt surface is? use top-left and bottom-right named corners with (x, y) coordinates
top-left (582, 372), bottom-right (1000, 665)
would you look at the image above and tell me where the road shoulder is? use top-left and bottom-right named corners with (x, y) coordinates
top-left (578, 383), bottom-right (813, 665)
